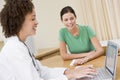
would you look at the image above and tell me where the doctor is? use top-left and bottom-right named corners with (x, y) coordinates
top-left (0, 0), bottom-right (97, 80)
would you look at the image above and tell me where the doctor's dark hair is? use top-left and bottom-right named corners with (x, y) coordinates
top-left (0, 0), bottom-right (34, 38)
top-left (60, 6), bottom-right (76, 20)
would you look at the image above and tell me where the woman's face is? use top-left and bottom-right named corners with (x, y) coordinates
top-left (62, 12), bottom-right (76, 30)
top-left (19, 9), bottom-right (38, 38)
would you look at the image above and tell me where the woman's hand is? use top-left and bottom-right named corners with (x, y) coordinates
top-left (73, 57), bottom-right (89, 65)
top-left (74, 51), bottom-right (96, 65)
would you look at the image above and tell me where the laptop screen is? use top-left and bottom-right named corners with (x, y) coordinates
top-left (105, 41), bottom-right (118, 75)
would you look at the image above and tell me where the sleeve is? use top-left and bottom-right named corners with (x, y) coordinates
top-left (86, 26), bottom-right (96, 38)
top-left (36, 60), bottom-right (68, 80)
top-left (0, 63), bottom-right (16, 80)
top-left (8, 49), bottom-right (42, 80)
top-left (3, 52), bottom-right (67, 80)
top-left (59, 28), bottom-right (65, 42)
top-left (86, 26), bottom-right (96, 50)
top-left (7, 42), bottom-right (68, 80)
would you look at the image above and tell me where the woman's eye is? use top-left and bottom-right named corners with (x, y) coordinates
top-left (70, 17), bottom-right (74, 20)
top-left (32, 18), bottom-right (35, 21)
top-left (64, 19), bottom-right (67, 21)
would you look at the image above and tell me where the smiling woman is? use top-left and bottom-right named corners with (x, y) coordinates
top-left (18, 9), bottom-right (38, 42)
top-left (59, 6), bottom-right (104, 65)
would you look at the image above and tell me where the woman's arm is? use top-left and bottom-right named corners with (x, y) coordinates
top-left (74, 36), bottom-right (104, 65)
top-left (60, 36), bottom-right (104, 61)
top-left (60, 41), bottom-right (90, 60)
top-left (88, 36), bottom-right (104, 59)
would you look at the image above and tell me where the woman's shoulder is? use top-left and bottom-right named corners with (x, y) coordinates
top-left (1, 36), bottom-right (28, 57)
top-left (3, 36), bottom-right (25, 52)
top-left (59, 27), bottom-right (68, 33)
top-left (78, 25), bottom-right (93, 31)
top-left (60, 27), bottom-right (67, 30)
top-left (78, 24), bottom-right (91, 31)
top-left (78, 24), bottom-right (90, 28)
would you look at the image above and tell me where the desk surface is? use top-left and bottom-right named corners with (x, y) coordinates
top-left (35, 48), bottom-right (59, 59)
top-left (41, 55), bottom-right (120, 80)
top-left (0, 41), bottom-right (4, 51)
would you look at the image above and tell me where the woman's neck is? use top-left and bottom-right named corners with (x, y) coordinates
top-left (17, 34), bottom-right (26, 42)
top-left (69, 25), bottom-right (79, 36)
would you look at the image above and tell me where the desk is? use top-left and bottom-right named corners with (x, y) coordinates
top-left (41, 55), bottom-right (120, 80)
top-left (35, 48), bottom-right (59, 60)
top-left (0, 41), bottom-right (4, 51)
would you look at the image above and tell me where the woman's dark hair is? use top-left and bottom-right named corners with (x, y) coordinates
top-left (0, 0), bottom-right (34, 38)
top-left (60, 6), bottom-right (76, 20)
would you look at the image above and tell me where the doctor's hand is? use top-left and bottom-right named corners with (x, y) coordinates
top-left (64, 65), bottom-right (97, 80)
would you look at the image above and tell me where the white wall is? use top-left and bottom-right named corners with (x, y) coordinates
top-left (0, 0), bottom-right (5, 41)
top-left (0, 0), bottom-right (81, 50)
top-left (33, 0), bottom-right (81, 50)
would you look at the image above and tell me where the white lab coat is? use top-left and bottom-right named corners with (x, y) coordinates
top-left (0, 36), bottom-right (68, 80)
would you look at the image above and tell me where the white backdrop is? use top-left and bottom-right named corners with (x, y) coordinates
top-left (0, 0), bottom-right (81, 51)
top-left (0, 0), bottom-right (5, 41)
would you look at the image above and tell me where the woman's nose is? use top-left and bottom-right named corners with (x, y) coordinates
top-left (35, 20), bottom-right (38, 25)
top-left (68, 20), bottom-right (72, 24)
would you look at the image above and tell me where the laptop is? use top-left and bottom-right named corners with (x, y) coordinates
top-left (80, 41), bottom-right (118, 80)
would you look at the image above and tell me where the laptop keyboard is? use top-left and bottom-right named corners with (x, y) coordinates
top-left (92, 68), bottom-right (112, 80)
top-left (79, 68), bottom-right (112, 80)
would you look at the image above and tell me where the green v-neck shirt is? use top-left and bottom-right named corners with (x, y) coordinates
top-left (59, 24), bottom-right (96, 54)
